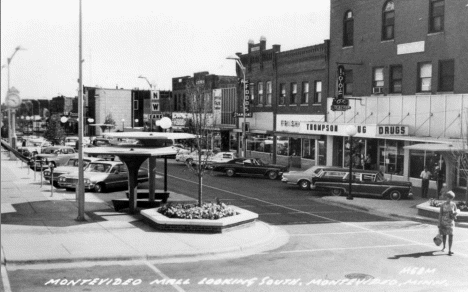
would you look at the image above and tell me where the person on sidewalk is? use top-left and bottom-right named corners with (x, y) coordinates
top-left (434, 164), bottom-right (444, 199)
top-left (438, 191), bottom-right (458, 256)
top-left (420, 166), bottom-right (432, 198)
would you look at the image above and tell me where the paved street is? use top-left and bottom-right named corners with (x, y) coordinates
top-left (2, 157), bottom-right (468, 291)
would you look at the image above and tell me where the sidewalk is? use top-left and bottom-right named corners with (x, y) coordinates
top-left (0, 150), bottom-right (288, 266)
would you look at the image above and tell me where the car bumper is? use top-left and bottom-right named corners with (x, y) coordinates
top-left (58, 181), bottom-right (95, 190)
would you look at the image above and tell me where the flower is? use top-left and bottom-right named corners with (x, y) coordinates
top-left (158, 201), bottom-right (239, 220)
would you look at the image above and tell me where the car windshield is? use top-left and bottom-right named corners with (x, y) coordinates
top-left (42, 148), bottom-right (57, 154)
top-left (85, 163), bottom-right (112, 173)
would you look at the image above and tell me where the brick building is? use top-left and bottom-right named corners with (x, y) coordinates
top-left (322, 0), bottom-right (468, 190)
top-left (171, 72), bottom-right (237, 151)
top-left (233, 37), bottom-right (329, 167)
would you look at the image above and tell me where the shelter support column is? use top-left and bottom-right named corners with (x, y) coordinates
top-left (119, 155), bottom-right (147, 214)
top-left (148, 157), bottom-right (157, 202)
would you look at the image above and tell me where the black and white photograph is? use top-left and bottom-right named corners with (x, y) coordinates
top-left (1, 0), bottom-right (468, 291)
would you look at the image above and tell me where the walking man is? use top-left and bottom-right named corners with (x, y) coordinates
top-left (420, 166), bottom-right (432, 198)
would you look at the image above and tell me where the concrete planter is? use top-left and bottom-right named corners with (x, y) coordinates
top-left (141, 206), bottom-right (259, 233)
top-left (416, 201), bottom-right (468, 223)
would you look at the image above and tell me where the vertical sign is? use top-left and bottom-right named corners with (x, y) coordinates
top-left (337, 65), bottom-right (345, 99)
top-left (244, 79), bottom-right (252, 117)
top-left (213, 89), bottom-right (222, 125)
top-left (151, 90), bottom-right (160, 113)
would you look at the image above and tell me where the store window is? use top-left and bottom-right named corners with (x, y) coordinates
top-left (289, 138), bottom-right (301, 156)
top-left (258, 82), bottom-right (264, 105)
top-left (277, 136), bottom-right (289, 156)
top-left (301, 82), bottom-right (309, 104)
top-left (418, 62), bottom-right (432, 92)
top-left (429, 0), bottom-right (444, 33)
top-left (390, 65), bottom-right (402, 93)
top-left (230, 132), bottom-right (238, 151)
top-left (279, 83), bottom-right (286, 105)
top-left (343, 10), bottom-right (354, 47)
top-left (302, 139), bottom-right (315, 160)
top-left (409, 149), bottom-right (440, 179)
top-left (266, 81), bottom-right (272, 105)
top-left (313, 81), bottom-right (322, 104)
top-left (382, 1), bottom-right (395, 40)
top-left (379, 140), bottom-right (405, 175)
top-left (438, 59), bottom-right (454, 92)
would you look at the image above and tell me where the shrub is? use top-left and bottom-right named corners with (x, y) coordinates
top-left (158, 201), bottom-right (238, 220)
top-left (429, 199), bottom-right (467, 212)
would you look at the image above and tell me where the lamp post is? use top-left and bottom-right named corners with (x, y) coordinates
top-left (121, 119), bottom-right (125, 131)
top-left (227, 55), bottom-right (247, 157)
top-left (4, 46), bottom-right (26, 149)
top-left (345, 125), bottom-right (358, 200)
top-left (138, 75), bottom-right (154, 89)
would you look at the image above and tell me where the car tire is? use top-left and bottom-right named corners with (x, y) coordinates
top-left (226, 169), bottom-right (235, 177)
top-left (267, 171), bottom-right (278, 180)
top-left (388, 190), bottom-right (401, 200)
top-left (298, 180), bottom-right (310, 190)
top-left (52, 181), bottom-right (60, 188)
top-left (186, 158), bottom-right (193, 165)
top-left (93, 183), bottom-right (105, 193)
top-left (330, 189), bottom-right (343, 196)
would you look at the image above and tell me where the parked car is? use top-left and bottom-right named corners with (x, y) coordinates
top-left (86, 138), bottom-right (115, 160)
top-left (175, 149), bottom-right (212, 164)
top-left (310, 167), bottom-right (413, 200)
top-left (57, 161), bottom-right (149, 193)
top-left (281, 165), bottom-right (325, 190)
top-left (64, 136), bottom-right (79, 148)
top-left (28, 146), bottom-right (77, 170)
top-left (17, 138), bottom-right (52, 156)
top-left (43, 155), bottom-right (103, 187)
top-left (209, 158), bottom-right (288, 180)
top-left (192, 151), bottom-right (238, 166)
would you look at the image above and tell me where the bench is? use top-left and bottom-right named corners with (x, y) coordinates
top-left (125, 189), bottom-right (170, 203)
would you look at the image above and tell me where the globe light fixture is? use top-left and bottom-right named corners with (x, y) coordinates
top-left (159, 117), bottom-right (172, 130)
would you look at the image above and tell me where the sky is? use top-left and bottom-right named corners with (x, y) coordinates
top-left (1, 0), bottom-right (330, 102)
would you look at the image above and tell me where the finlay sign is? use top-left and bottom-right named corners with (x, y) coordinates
top-left (300, 123), bottom-right (409, 138)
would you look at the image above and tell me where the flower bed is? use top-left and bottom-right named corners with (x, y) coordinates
top-left (158, 202), bottom-right (238, 220)
top-left (429, 199), bottom-right (468, 212)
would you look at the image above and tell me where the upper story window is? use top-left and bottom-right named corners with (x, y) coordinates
top-left (258, 82), bottom-right (264, 105)
top-left (373, 67), bottom-right (385, 94)
top-left (429, 0), bottom-right (444, 33)
top-left (343, 10), bottom-right (354, 47)
top-left (313, 81), bottom-right (322, 104)
top-left (390, 65), bottom-right (403, 94)
top-left (250, 83), bottom-right (256, 105)
top-left (266, 81), bottom-right (272, 105)
top-left (418, 62), bottom-right (432, 92)
top-left (290, 83), bottom-right (298, 105)
top-left (301, 82), bottom-right (309, 104)
top-left (344, 70), bottom-right (353, 95)
top-left (382, 1), bottom-right (395, 40)
top-left (279, 83), bottom-right (286, 105)
top-left (438, 59), bottom-right (454, 92)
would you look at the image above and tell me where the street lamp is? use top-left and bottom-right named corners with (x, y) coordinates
top-left (138, 75), bottom-right (154, 89)
top-left (121, 119), bottom-right (125, 131)
top-left (134, 118), bottom-right (139, 128)
top-left (345, 125), bottom-right (358, 200)
top-left (227, 54), bottom-right (247, 157)
top-left (159, 117), bottom-right (172, 132)
top-left (4, 45), bottom-right (26, 148)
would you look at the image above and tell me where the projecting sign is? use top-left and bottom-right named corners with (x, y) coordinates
top-left (235, 79), bottom-right (252, 118)
top-left (151, 102), bottom-right (160, 111)
top-left (331, 65), bottom-right (351, 111)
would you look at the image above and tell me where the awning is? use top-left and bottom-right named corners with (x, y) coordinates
top-left (404, 142), bottom-right (468, 152)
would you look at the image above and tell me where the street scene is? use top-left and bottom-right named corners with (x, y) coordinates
top-left (2, 0), bottom-right (468, 291)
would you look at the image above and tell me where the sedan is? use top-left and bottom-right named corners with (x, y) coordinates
top-left (58, 161), bottom-right (148, 193)
top-left (210, 158), bottom-right (288, 180)
top-left (28, 146), bottom-right (77, 170)
top-left (311, 167), bottom-right (413, 200)
top-left (281, 165), bottom-right (324, 190)
top-left (43, 156), bottom-right (103, 188)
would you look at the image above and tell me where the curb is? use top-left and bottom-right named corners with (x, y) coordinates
top-left (3, 222), bottom-right (288, 267)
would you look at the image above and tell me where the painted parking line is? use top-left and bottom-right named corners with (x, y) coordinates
top-left (167, 174), bottom-right (468, 258)
top-left (144, 261), bottom-right (186, 292)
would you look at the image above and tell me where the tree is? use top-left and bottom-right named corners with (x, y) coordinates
top-left (184, 79), bottom-right (215, 206)
top-left (43, 116), bottom-right (66, 145)
top-left (100, 113), bottom-right (116, 133)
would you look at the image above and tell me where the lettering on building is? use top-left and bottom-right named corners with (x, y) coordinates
top-left (378, 126), bottom-right (406, 135)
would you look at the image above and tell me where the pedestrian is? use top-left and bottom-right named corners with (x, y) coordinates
top-left (438, 190), bottom-right (458, 256)
top-left (364, 153), bottom-right (372, 170)
top-left (434, 164), bottom-right (444, 199)
top-left (420, 166), bottom-right (432, 198)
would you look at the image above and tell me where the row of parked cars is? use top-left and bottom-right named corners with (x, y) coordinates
top-left (173, 149), bottom-right (413, 201)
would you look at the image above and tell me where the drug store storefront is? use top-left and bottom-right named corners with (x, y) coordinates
top-left (302, 122), bottom-right (432, 183)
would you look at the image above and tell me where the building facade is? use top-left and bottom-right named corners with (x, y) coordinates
top-left (326, 0), bottom-right (468, 190)
top-left (234, 37), bottom-right (329, 167)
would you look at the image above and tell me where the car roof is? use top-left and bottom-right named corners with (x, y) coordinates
top-left (321, 167), bottom-right (380, 174)
top-left (87, 160), bottom-right (122, 166)
top-left (43, 146), bottom-right (74, 150)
